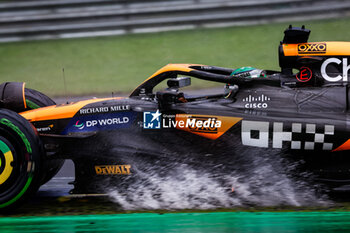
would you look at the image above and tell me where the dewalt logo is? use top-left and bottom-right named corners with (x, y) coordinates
top-left (95, 165), bottom-right (131, 175)
top-left (298, 43), bottom-right (326, 54)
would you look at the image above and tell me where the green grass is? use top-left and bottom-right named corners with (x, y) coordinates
top-left (1, 17), bottom-right (350, 96)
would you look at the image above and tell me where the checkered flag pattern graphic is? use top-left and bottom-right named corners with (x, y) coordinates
top-left (304, 124), bottom-right (334, 150)
top-left (274, 123), bottom-right (334, 150)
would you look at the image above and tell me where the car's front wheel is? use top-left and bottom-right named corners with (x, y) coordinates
top-left (0, 109), bottom-right (43, 212)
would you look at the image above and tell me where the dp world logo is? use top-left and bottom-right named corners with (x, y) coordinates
top-left (143, 110), bottom-right (161, 129)
top-left (74, 120), bottom-right (85, 130)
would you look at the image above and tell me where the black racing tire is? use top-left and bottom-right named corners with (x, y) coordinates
top-left (0, 109), bottom-right (43, 211)
top-left (24, 88), bottom-right (64, 185)
top-left (25, 88), bottom-right (56, 109)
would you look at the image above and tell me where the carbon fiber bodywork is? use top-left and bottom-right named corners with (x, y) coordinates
top-left (13, 26), bottom-right (350, 194)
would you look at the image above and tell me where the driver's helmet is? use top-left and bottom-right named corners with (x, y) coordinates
top-left (230, 67), bottom-right (266, 79)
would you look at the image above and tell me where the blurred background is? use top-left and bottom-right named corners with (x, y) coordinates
top-left (0, 0), bottom-right (349, 96)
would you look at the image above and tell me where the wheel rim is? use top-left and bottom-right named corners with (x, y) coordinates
top-left (0, 120), bottom-right (34, 209)
top-left (0, 139), bottom-right (14, 185)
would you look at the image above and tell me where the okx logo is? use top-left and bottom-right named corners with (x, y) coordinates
top-left (143, 110), bottom-right (161, 129)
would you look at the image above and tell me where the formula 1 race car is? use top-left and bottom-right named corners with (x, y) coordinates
top-left (1, 25), bottom-right (350, 210)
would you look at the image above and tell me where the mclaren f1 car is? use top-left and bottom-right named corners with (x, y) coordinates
top-left (1, 25), bottom-right (350, 210)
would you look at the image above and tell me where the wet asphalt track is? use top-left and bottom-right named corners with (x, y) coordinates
top-left (39, 160), bottom-right (75, 197)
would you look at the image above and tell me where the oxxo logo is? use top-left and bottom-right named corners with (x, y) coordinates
top-left (143, 110), bottom-right (161, 129)
top-left (242, 94), bottom-right (270, 109)
top-left (298, 43), bottom-right (326, 54)
top-left (321, 58), bottom-right (350, 82)
top-left (241, 120), bottom-right (334, 150)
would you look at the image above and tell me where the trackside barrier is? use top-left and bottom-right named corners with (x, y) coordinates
top-left (0, 0), bottom-right (349, 42)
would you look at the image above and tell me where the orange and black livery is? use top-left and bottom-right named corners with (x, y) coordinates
top-left (1, 25), bottom-right (350, 211)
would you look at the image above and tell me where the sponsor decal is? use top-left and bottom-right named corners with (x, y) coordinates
top-left (185, 116), bottom-right (220, 134)
top-left (36, 124), bottom-right (54, 132)
top-left (85, 117), bottom-right (129, 127)
top-left (163, 115), bottom-right (221, 131)
top-left (298, 43), bottom-right (326, 54)
top-left (143, 110), bottom-right (161, 129)
top-left (242, 94), bottom-right (270, 109)
top-left (79, 105), bottom-right (130, 115)
top-left (321, 58), bottom-right (350, 82)
top-left (63, 112), bottom-right (136, 134)
top-left (95, 165), bottom-right (131, 175)
top-left (74, 121), bottom-right (85, 130)
top-left (142, 110), bottom-right (242, 140)
top-left (241, 120), bottom-right (334, 150)
top-left (174, 114), bottom-right (241, 140)
top-left (296, 67), bottom-right (312, 82)
top-left (142, 111), bottom-right (241, 139)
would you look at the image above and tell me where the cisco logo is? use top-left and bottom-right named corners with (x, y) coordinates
top-left (243, 94), bottom-right (270, 109)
